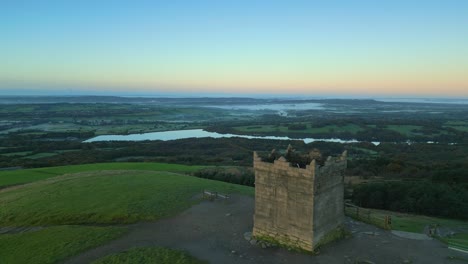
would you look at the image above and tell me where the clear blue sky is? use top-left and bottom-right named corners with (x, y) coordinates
top-left (1, 0), bottom-right (467, 96)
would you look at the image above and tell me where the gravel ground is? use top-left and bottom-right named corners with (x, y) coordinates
top-left (65, 195), bottom-right (468, 264)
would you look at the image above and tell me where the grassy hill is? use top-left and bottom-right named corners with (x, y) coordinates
top-left (0, 164), bottom-right (253, 263)
top-left (92, 247), bottom-right (207, 264)
top-left (0, 170), bottom-right (253, 226)
top-left (0, 162), bottom-right (206, 188)
top-left (3, 162), bottom-right (466, 263)
top-left (0, 226), bottom-right (126, 264)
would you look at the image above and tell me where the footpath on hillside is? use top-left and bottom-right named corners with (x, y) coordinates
top-left (65, 195), bottom-right (468, 264)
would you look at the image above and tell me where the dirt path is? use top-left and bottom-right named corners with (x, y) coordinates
top-left (65, 195), bottom-right (467, 264)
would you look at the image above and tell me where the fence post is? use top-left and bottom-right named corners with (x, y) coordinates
top-left (384, 216), bottom-right (392, 229)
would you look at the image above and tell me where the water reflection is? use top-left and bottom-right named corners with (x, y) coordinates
top-left (84, 129), bottom-right (379, 145)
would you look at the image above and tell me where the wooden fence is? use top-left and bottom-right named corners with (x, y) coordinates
top-left (345, 203), bottom-right (392, 230)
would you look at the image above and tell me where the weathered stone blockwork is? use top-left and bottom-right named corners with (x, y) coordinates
top-left (252, 151), bottom-right (346, 252)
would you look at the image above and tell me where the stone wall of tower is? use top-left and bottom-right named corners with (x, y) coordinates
top-left (312, 155), bottom-right (346, 245)
top-left (252, 151), bottom-right (346, 252)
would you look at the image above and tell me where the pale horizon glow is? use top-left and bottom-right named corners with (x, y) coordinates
top-left (1, 1), bottom-right (468, 96)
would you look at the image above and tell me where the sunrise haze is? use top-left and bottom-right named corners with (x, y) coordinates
top-left (1, 1), bottom-right (467, 96)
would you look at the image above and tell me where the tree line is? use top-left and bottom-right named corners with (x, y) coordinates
top-left (353, 181), bottom-right (468, 220)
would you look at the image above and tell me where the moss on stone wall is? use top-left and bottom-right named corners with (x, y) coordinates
top-left (253, 234), bottom-right (316, 254)
top-left (314, 225), bottom-right (350, 251)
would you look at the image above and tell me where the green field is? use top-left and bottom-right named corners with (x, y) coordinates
top-left (355, 208), bottom-right (468, 234)
top-left (352, 147), bottom-right (378, 156)
top-left (0, 162), bottom-right (207, 188)
top-left (234, 124), bottom-right (364, 134)
top-left (448, 126), bottom-right (468, 132)
top-left (445, 122), bottom-right (468, 132)
top-left (385, 125), bottom-right (422, 136)
top-left (349, 207), bottom-right (468, 251)
top-left (0, 170), bottom-right (253, 226)
top-left (0, 122), bottom-right (203, 136)
top-left (441, 233), bottom-right (468, 251)
top-left (0, 226), bottom-right (126, 264)
top-left (391, 214), bottom-right (468, 234)
top-left (1, 151), bottom-right (33, 157)
top-left (0, 164), bottom-right (253, 263)
top-left (395, 217), bottom-right (468, 252)
top-left (92, 247), bottom-right (207, 264)
top-left (0, 103), bottom-right (231, 136)
top-left (22, 152), bottom-right (58, 159)
top-left (1, 161), bottom-right (467, 262)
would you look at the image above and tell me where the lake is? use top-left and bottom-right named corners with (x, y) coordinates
top-left (84, 129), bottom-right (379, 145)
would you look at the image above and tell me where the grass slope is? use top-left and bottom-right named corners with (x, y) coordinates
top-left (392, 215), bottom-right (468, 251)
top-left (384, 213), bottom-right (468, 234)
top-left (349, 207), bottom-right (468, 251)
top-left (352, 207), bottom-right (468, 233)
top-left (0, 226), bottom-right (126, 264)
top-left (92, 247), bottom-right (207, 264)
top-left (0, 162), bottom-right (206, 188)
top-left (441, 234), bottom-right (468, 251)
top-left (0, 170), bottom-right (253, 226)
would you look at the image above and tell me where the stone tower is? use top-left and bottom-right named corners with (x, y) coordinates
top-left (252, 150), bottom-right (347, 252)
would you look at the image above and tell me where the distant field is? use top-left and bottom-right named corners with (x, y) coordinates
top-left (22, 152), bottom-right (58, 159)
top-left (445, 121), bottom-right (468, 126)
top-left (0, 103), bottom-right (238, 136)
top-left (234, 123), bottom-right (453, 138)
top-left (385, 125), bottom-right (422, 136)
top-left (0, 122), bottom-right (203, 136)
top-left (1, 150), bottom-right (79, 160)
top-left (0, 226), bottom-right (126, 264)
top-left (445, 121), bottom-right (468, 132)
top-left (447, 126), bottom-right (468, 132)
top-left (352, 147), bottom-right (378, 156)
top-left (92, 247), bottom-right (207, 264)
top-left (0, 162), bottom-right (207, 188)
top-left (0, 170), bottom-right (254, 226)
top-left (1, 151), bottom-right (33, 157)
top-left (234, 124), bottom-right (364, 134)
